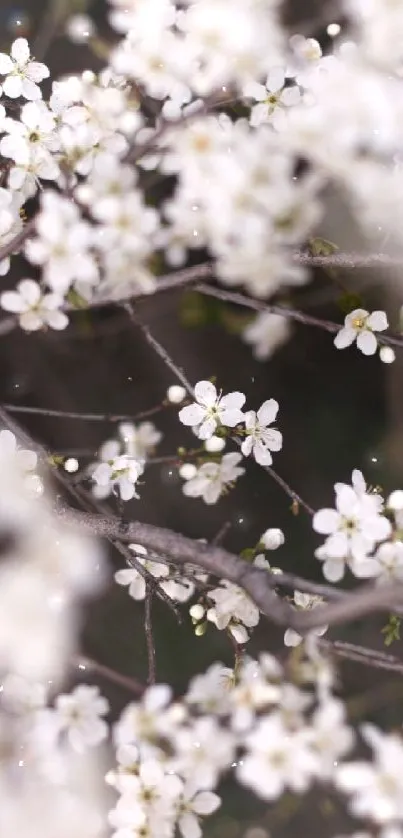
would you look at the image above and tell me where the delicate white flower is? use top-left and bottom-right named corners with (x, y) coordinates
top-left (55, 685), bottom-right (109, 753)
top-left (118, 421), bottom-right (162, 460)
top-left (182, 452), bottom-right (244, 505)
top-left (92, 454), bottom-right (144, 501)
top-left (336, 724), bottom-right (403, 823)
top-left (1, 279), bottom-right (68, 332)
top-left (334, 309), bottom-right (388, 356)
top-left (179, 381), bottom-right (245, 440)
top-left (372, 541), bottom-right (403, 583)
top-left (0, 38), bottom-right (49, 100)
top-left (173, 716), bottom-right (235, 789)
top-left (238, 714), bottom-right (318, 800)
top-left (207, 571), bottom-right (261, 642)
top-left (241, 399), bottom-right (282, 466)
top-left (310, 698), bottom-right (354, 777)
top-left (313, 470), bottom-right (391, 581)
top-left (115, 544), bottom-right (169, 600)
top-left (244, 67), bottom-right (301, 129)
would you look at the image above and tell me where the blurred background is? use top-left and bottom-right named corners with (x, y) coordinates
top-left (1, 2), bottom-right (403, 836)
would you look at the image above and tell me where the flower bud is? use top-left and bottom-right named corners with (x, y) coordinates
top-left (260, 527), bottom-right (284, 550)
top-left (204, 435), bottom-right (226, 453)
top-left (189, 603), bottom-right (205, 622)
top-left (167, 385), bottom-right (187, 404)
top-left (179, 463), bottom-right (197, 480)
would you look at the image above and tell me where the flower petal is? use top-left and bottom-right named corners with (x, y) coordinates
top-left (192, 791), bottom-right (221, 816)
top-left (334, 326), bottom-right (355, 349)
top-left (356, 329), bottom-right (377, 355)
top-left (11, 38), bottom-right (30, 65)
top-left (220, 391), bottom-right (246, 411)
top-left (179, 404), bottom-right (205, 427)
top-left (366, 310), bottom-right (388, 332)
top-left (257, 399), bottom-right (279, 426)
top-left (312, 508), bottom-right (340, 535)
top-left (194, 380), bottom-right (217, 407)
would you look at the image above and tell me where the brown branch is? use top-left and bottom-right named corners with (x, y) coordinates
top-left (0, 217), bottom-right (36, 263)
top-left (2, 402), bottom-right (165, 424)
top-left (196, 283), bottom-right (403, 350)
top-left (75, 656), bottom-right (145, 695)
top-left (122, 303), bottom-right (194, 395)
top-left (321, 640), bottom-right (403, 676)
top-left (58, 506), bottom-right (403, 632)
top-left (144, 586), bottom-right (156, 685)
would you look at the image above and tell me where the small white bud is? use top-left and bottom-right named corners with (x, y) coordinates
top-left (64, 457), bottom-right (79, 473)
top-left (167, 385), bottom-right (187, 404)
top-left (230, 623), bottom-right (248, 644)
top-left (204, 435), bottom-right (225, 453)
top-left (380, 346), bottom-right (395, 364)
top-left (260, 528), bottom-right (285, 550)
top-left (189, 603), bottom-right (205, 621)
top-left (179, 463), bottom-right (197, 480)
top-left (388, 490), bottom-right (403, 510)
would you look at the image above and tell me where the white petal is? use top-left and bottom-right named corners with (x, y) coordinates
top-left (243, 81), bottom-right (267, 101)
top-left (178, 812), bottom-right (201, 838)
top-left (280, 85), bottom-right (301, 106)
top-left (241, 436), bottom-right (253, 457)
top-left (192, 791), bottom-right (221, 816)
top-left (356, 329), bottom-right (377, 355)
top-left (3, 75), bottom-right (23, 99)
top-left (219, 407), bottom-right (244, 427)
top-left (19, 279), bottom-right (41, 306)
top-left (21, 78), bottom-right (41, 101)
top-left (114, 569), bottom-right (136, 586)
top-left (118, 477), bottom-right (135, 501)
top-left (312, 508), bottom-right (340, 535)
top-left (20, 311), bottom-right (43, 331)
top-left (334, 326), bottom-right (355, 349)
top-left (253, 441), bottom-right (273, 465)
top-left (44, 309), bottom-right (68, 330)
top-left (26, 61), bottom-right (49, 82)
top-left (194, 380), bottom-right (217, 407)
top-left (11, 38), bottom-right (30, 65)
top-left (0, 54), bottom-right (14, 74)
top-left (0, 430), bottom-right (17, 455)
top-left (197, 417), bottom-right (216, 440)
top-left (266, 66), bottom-right (285, 93)
top-left (366, 310), bottom-right (388, 332)
top-left (220, 391), bottom-right (246, 411)
top-left (0, 291), bottom-right (26, 313)
top-left (257, 399), bottom-right (279, 426)
top-left (178, 404), bottom-right (205, 427)
top-left (284, 628), bottom-right (301, 647)
top-left (323, 558), bottom-right (345, 582)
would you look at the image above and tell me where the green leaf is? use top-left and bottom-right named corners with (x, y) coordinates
top-left (382, 615), bottom-right (401, 646)
top-left (338, 292), bottom-right (364, 315)
top-left (308, 237), bottom-right (339, 257)
top-left (66, 288), bottom-right (88, 310)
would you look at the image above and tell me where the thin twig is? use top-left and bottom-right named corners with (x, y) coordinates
top-left (144, 585), bottom-right (156, 685)
top-left (321, 639), bottom-right (403, 676)
top-left (197, 282), bottom-right (403, 350)
top-left (123, 303), bottom-right (194, 395)
top-left (2, 402), bottom-right (165, 424)
top-left (75, 656), bottom-right (145, 695)
top-left (213, 520), bottom-right (232, 546)
top-left (261, 463), bottom-right (314, 516)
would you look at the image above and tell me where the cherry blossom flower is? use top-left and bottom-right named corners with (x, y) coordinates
top-left (313, 470), bottom-right (391, 581)
top-left (244, 67), bottom-right (301, 129)
top-left (334, 309), bottom-right (388, 355)
top-left (0, 38), bottom-right (49, 100)
top-left (182, 452), bottom-right (245, 504)
top-left (241, 399), bottom-right (283, 466)
top-left (92, 454), bottom-right (144, 501)
top-left (1, 279), bottom-right (68, 332)
top-left (207, 567), bottom-right (261, 643)
top-left (337, 724), bottom-right (403, 823)
top-left (179, 381), bottom-right (245, 440)
top-left (55, 685), bottom-right (109, 753)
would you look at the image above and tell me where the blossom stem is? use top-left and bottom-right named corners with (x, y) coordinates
top-left (75, 656), bottom-right (145, 695)
top-left (320, 639), bottom-right (403, 676)
top-left (144, 585), bottom-right (156, 685)
top-left (196, 282), bottom-right (403, 349)
top-left (1, 402), bottom-right (166, 424)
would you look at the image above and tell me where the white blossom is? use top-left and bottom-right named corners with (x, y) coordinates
top-left (179, 381), bottom-right (245, 440)
top-left (182, 452), bottom-right (245, 505)
top-left (1, 279), bottom-right (68, 332)
top-left (0, 38), bottom-right (49, 100)
top-left (55, 685), bottom-right (109, 753)
top-left (115, 544), bottom-right (169, 600)
top-left (260, 528), bottom-right (285, 550)
top-left (334, 309), bottom-right (388, 356)
top-left (241, 399), bottom-right (282, 466)
top-left (92, 454), bottom-right (144, 501)
top-left (283, 591), bottom-right (328, 648)
top-left (243, 312), bottom-right (292, 361)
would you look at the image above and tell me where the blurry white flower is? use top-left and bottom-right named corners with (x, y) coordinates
top-left (243, 312), bottom-right (291, 361)
top-left (260, 528), bottom-right (285, 550)
top-left (0, 38), bottom-right (49, 100)
top-left (1, 279), bottom-right (68, 332)
top-left (182, 452), bottom-right (244, 504)
top-left (55, 685), bottom-right (109, 753)
top-left (115, 544), bottom-right (169, 600)
top-left (241, 399), bottom-right (282, 466)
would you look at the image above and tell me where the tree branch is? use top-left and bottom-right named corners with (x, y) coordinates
top-left (1, 402), bottom-right (165, 424)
